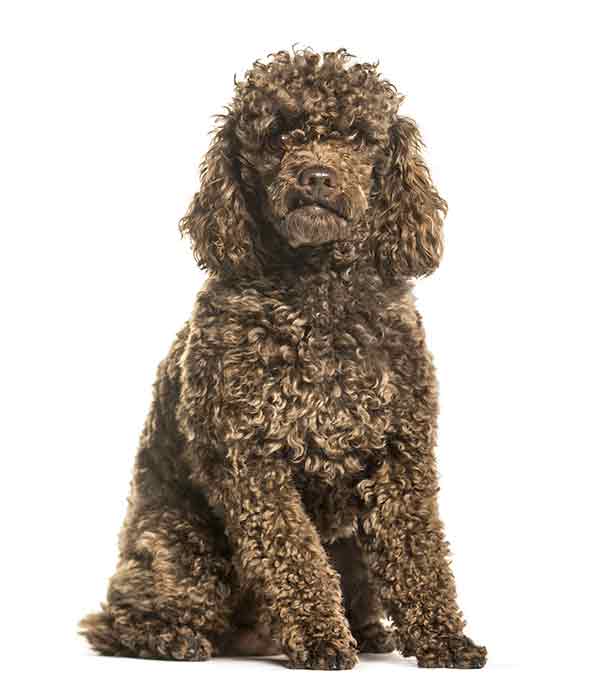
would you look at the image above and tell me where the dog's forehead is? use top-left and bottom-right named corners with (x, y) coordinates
top-left (247, 90), bottom-right (394, 138)
top-left (232, 57), bottom-right (401, 146)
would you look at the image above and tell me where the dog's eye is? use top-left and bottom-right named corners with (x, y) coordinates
top-left (278, 129), bottom-right (307, 148)
top-left (267, 132), bottom-right (289, 152)
top-left (347, 131), bottom-right (368, 150)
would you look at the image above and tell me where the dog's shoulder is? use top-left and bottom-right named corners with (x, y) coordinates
top-left (188, 276), bottom-right (304, 352)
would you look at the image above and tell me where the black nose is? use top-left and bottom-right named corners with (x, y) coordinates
top-left (298, 165), bottom-right (337, 189)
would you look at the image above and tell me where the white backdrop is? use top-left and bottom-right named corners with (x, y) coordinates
top-left (1, 1), bottom-right (598, 693)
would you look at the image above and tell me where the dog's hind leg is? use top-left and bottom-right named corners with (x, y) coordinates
top-left (81, 327), bottom-right (238, 660)
top-left (80, 500), bottom-right (236, 660)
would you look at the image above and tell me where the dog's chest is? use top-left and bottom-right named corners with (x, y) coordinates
top-left (224, 280), bottom-right (402, 477)
top-left (292, 317), bottom-right (396, 459)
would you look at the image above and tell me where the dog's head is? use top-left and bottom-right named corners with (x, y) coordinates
top-left (180, 49), bottom-right (446, 280)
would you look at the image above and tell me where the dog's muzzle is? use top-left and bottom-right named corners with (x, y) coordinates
top-left (280, 186), bottom-right (351, 248)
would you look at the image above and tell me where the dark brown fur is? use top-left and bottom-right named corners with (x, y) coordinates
top-left (80, 48), bottom-right (486, 670)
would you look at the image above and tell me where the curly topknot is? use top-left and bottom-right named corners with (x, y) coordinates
top-left (232, 48), bottom-right (403, 148)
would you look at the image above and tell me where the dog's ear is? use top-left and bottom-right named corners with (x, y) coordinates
top-left (179, 114), bottom-right (259, 277)
top-left (370, 117), bottom-right (447, 279)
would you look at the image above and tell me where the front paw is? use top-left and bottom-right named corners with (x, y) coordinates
top-left (285, 627), bottom-right (358, 670)
top-left (416, 634), bottom-right (487, 669)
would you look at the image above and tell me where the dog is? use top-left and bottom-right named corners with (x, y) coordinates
top-left (80, 48), bottom-right (487, 670)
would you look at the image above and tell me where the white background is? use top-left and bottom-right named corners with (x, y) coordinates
top-left (2, 1), bottom-right (599, 693)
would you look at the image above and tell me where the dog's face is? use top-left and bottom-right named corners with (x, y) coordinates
top-left (181, 49), bottom-right (447, 280)
top-left (255, 136), bottom-right (374, 250)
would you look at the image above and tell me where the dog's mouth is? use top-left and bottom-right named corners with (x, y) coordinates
top-left (279, 192), bottom-right (351, 249)
top-left (293, 199), bottom-right (347, 219)
top-left (282, 205), bottom-right (349, 248)
top-left (291, 202), bottom-right (347, 222)
top-left (287, 188), bottom-right (350, 221)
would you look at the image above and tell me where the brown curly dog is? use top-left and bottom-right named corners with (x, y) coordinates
top-left (80, 48), bottom-right (486, 670)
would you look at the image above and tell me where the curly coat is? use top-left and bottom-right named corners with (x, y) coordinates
top-left (80, 48), bottom-right (486, 670)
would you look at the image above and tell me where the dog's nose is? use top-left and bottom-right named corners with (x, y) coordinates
top-left (298, 165), bottom-right (337, 189)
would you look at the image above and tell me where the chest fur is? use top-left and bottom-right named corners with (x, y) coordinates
top-left (217, 282), bottom-right (406, 478)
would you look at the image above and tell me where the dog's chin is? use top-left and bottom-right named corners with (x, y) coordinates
top-left (280, 206), bottom-right (350, 249)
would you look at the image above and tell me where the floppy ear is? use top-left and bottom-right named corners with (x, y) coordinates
top-left (179, 114), bottom-right (259, 277)
top-left (370, 117), bottom-right (447, 279)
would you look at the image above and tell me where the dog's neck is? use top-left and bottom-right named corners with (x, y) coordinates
top-left (219, 230), bottom-right (410, 306)
top-left (235, 255), bottom-right (406, 306)
top-left (288, 243), bottom-right (337, 272)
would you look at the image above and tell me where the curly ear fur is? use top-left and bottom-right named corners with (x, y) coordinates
top-left (371, 117), bottom-right (447, 279)
top-left (179, 114), bottom-right (260, 277)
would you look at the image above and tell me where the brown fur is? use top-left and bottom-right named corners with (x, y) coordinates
top-left (80, 48), bottom-right (486, 670)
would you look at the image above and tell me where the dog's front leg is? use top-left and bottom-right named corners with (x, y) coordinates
top-left (218, 460), bottom-right (358, 670)
top-left (357, 446), bottom-right (487, 668)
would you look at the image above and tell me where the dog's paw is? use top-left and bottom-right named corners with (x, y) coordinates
top-left (147, 628), bottom-right (214, 661)
top-left (285, 626), bottom-right (358, 670)
top-left (416, 634), bottom-right (487, 669)
top-left (287, 641), bottom-right (358, 670)
top-left (354, 622), bottom-right (398, 654)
